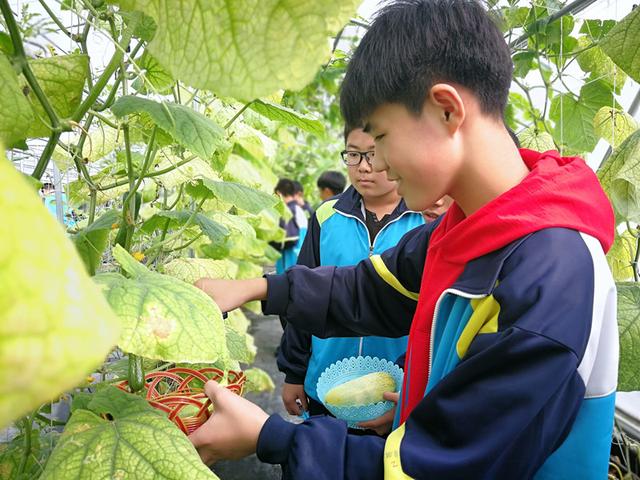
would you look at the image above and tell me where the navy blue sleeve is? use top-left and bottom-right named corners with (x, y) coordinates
top-left (257, 415), bottom-right (385, 480)
top-left (263, 223), bottom-right (432, 338)
top-left (276, 213), bottom-right (321, 383)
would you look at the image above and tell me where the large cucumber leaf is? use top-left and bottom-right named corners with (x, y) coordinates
top-left (0, 153), bottom-right (120, 429)
top-left (598, 129), bottom-right (640, 222)
top-left (600, 7), bottom-right (640, 84)
top-left (141, 210), bottom-right (229, 244)
top-left (112, 96), bottom-right (225, 159)
top-left (186, 178), bottom-right (277, 214)
top-left (22, 54), bottom-right (88, 138)
top-left (163, 258), bottom-right (239, 283)
top-left (616, 282), bottom-right (640, 392)
top-left (593, 106), bottom-right (638, 149)
top-left (550, 80), bottom-right (619, 153)
top-left (116, 0), bottom-right (360, 99)
top-left (0, 54), bottom-right (34, 148)
top-left (40, 386), bottom-right (218, 479)
top-left (95, 245), bottom-right (227, 363)
top-left (249, 100), bottom-right (324, 136)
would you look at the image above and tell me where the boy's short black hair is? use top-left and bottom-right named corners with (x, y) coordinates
top-left (343, 123), bottom-right (360, 144)
top-left (292, 180), bottom-right (304, 195)
top-left (275, 178), bottom-right (296, 197)
top-left (317, 171), bottom-right (347, 195)
top-left (340, 0), bottom-right (513, 128)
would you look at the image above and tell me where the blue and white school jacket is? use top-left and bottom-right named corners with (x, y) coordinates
top-left (277, 186), bottom-right (424, 401)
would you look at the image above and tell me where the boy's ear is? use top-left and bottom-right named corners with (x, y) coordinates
top-left (428, 84), bottom-right (465, 134)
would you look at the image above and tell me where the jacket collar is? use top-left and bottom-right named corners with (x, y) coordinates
top-left (332, 185), bottom-right (411, 221)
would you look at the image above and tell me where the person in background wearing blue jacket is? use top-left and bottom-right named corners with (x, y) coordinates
top-left (278, 126), bottom-right (425, 430)
top-left (292, 180), bottom-right (314, 218)
top-left (192, 1), bottom-right (618, 478)
top-left (271, 178), bottom-right (308, 274)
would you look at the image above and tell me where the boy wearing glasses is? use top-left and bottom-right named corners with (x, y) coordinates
top-left (278, 126), bottom-right (424, 429)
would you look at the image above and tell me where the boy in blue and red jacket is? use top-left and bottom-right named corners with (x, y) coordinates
top-left (278, 126), bottom-right (425, 424)
top-left (192, 1), bottom-right (618, 478)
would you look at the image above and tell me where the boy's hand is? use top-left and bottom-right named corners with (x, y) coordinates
top-left (357, 391), bottom-right (399, 436)
top-left (194, 278), bottom-right (268, 313)
top-left (189, 380), bottom-right (269, 465)
top-left (282, 383), bottom-right (308, 416)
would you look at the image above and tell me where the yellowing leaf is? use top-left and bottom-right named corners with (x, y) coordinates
top-left (41, 387), bottom-right (219, 479)
top-left (0, 152), bottom-right (120, 429)
top-left (0, 54), bottom-right (34, 147)
top-left (593, 106), bottom-right (638, 148)
top-left (22, 54), bottom-right (88, 138)
top-left (95, 246), bottom-right (227, 363)
top-left (118, 0), bottom-right (361, 99)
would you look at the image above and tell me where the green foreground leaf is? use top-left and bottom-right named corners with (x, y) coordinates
top-left (95, 246), bottom-right (227, 363)
top-left (41, 386), bottom-right (218, 480)
top-left (117, 0), bottom-right (360, 99)
top-left (0, 153), bottom-right (120, 429)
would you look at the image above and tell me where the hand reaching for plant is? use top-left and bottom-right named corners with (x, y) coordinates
top-left (194, 278), bottom-right (268, 313)
top-left (281, 382), bottom-right (309, 416)
top-left (356, 391), bottom-right (398, 436)
top-left (189, 380), bottom-right (269, 465)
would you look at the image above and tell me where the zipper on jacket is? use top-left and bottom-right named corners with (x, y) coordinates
top-left (334, 208), bottom-right (419, 359)
top-left (428, 288), bottom-right (489, 378)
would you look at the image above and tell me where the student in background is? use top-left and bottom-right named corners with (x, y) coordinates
top-left (272, 178), bottom-right (308, 274)
top-left (278, 126), bottom-right (425, 429)
top-left (292, 180), bottom-right (314, 218)
top-left (316, 170), bottom-right (347, 201)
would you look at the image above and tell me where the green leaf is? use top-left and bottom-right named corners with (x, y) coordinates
top-left (607, 230), bottom-right (637, 282)
top-left (600, 7), bottom-right (640, 84)
top-left (117, 0), bottom-right (360, 99)
top-left (0, 152), bottom-right (120, 429)
top-left (579, 19), bottom-right (616, 40)
top-left (575, 37), bottom-right (627, 93)
top-left (163, 258), bottom-right (239, 283)
top-left (243, 367), bottom-right (275, 393)
top-left (224, 311), bottom-right (256, 364)
top-left (615, 282), bottom-right (640, 392)
top-left (223, 154), bottom-right (278, 193)
top-left (23, 54), bottom-right (89, 138)
top-left (186, 178), bottom-right (277, 214)
top-left (132, 51), bottom-right (174, 94)
top-left (153, 154), bottom-right (222, 190)
top-left (0, 431), bottom-right (43, 480)
top-left (598, 130), bottom-right (640, 222)
top-left (40, 386), bottom-right (219, 480)
top-left (0, 32), bottom-right (14, 55)
top-left (95, 250), bottom-right (227, 363)
top-left (111, 96), bottom-right (225, 159)
top-left (593, 106), bottom-right (638, 149)
top-left (512, 51), bottom-right (535, 78)
top-left (70, 210), bottom-right (120, 275)
top-left (141, 210), bottom-right (229, 244)
top-left (518, 127), bottom-right (556, 151)
top-left (249, 100), bottom-right (324, 136)
top-left (0, 54), bottom-right (34, 148)
top-left (550, 80), bottom-right (619, 153)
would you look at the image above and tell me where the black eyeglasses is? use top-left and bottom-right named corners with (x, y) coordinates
top-left (340, 150), bottom-right (375, 166)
